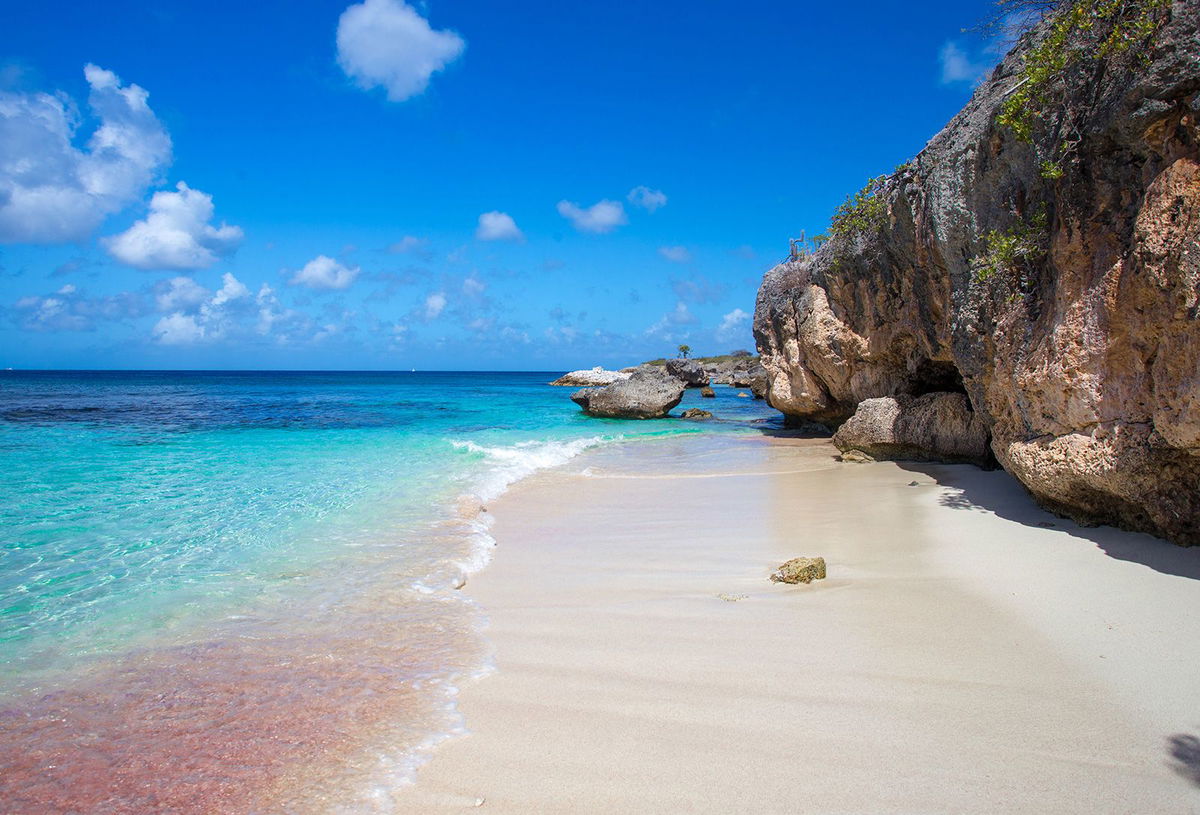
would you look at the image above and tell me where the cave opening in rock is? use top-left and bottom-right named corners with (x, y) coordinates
top-left (908, 359), bottom-right (966, 398)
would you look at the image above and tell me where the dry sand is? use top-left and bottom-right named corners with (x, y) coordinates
top-left (395, 434), bottom-right (1200, 813)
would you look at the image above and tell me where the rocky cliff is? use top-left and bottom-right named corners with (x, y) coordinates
top-left (753, 1), bottom-right (1199, 544)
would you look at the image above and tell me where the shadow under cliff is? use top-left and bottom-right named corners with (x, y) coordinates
top-left (891, 460), bottom-right (1200, 581)
top-left (1167, 733), bottom-right (1200, 787)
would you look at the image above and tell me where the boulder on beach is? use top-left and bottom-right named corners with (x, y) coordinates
top-left (832, 393), bottom-right (991, 467)
top-left (549, 367), bottom-right (632, 387)
top-left (571, 369), bottom-right (685, 419)
top-left (700, 386), bottom-right (716, 398)
top-left (770, 557), bottom-right (827, 584)
top-left (681, 408), bottom-right (713, 420)
top-left (665, 358), bottom-right (710, 387)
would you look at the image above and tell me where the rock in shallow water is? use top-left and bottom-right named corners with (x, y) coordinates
top-left (570, 369), bottom-right (685, 419)
top-left (700, 386), bottom-right (716, 398)
top-left (549, 367), bottom-right (631, 387)
top-left (681, 408), bottom-right (713, 420)
top-left (770, 557), bottom-right (827, 584)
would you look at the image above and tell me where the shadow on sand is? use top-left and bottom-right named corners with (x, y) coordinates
top-left (891, 460), bottom-right (1200, 581)
top-left (1167, 733), bottom-right (1200, 787)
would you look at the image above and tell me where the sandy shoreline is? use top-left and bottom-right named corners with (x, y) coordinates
top-left (395, 433), bottom-right (1200, 813)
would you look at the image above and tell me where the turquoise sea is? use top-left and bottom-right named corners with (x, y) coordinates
top-left (0, 370), bottom-right (779, 812)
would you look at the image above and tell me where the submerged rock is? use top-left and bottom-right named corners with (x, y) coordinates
top-left (770, 557), bottom-right (827, 584)
top-left (571, 369), bottom-right (685, 419)
top-left (681, 408), bottom-right (713, 420)
top-left (549, 367), bottom-right (631, 387)
top-left (832, 393), bottom-right (991, 466)
top-left (665, 358), bottom-right (710, 387)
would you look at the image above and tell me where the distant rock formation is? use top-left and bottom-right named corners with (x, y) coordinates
top-left (754, 4), bottom-right (1200, 543)
top-left (665, 358), bottom-right (710, 387)
top-left (549, 367), bottom-right (632, 387)
top-left (571, 369), bottom-right (685, 419)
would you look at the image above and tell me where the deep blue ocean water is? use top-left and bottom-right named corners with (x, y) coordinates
top-left (0, 369), bottom-right (780, 809)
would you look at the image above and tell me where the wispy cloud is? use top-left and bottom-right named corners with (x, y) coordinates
top-left (556, 199), bottom-right (627, 234)
top-left (658, 245), bottom-right (691, 264)
top-left (12, 283), bottom-right (147, 332)
top-left (717, 307), bottom-right (750, 341)
top-left (938, 40), bottom-right (994, 86)
top-left (423, 291), bottom-right (446, 320)
top-left (628, 185), bottom-right (667, 212)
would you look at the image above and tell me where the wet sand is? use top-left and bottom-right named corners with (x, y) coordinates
top-left (395, 434), bottom-right (1200, 813)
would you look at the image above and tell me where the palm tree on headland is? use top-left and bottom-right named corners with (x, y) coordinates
top-left (677, 344), bottom-right (691, 359)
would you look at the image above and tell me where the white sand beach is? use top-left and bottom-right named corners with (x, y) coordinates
top-left (395, 434), bottom-right (1200, 814)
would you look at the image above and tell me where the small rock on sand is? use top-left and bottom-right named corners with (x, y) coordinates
top-left (770, 556), bottom-right (827, 584)
top-left (840, 450), bottom-right (874, 463)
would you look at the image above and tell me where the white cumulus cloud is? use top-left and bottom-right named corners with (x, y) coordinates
top-left (153, 312), bottom-right (205, 345)
top-left (152, 272), bottom-right (253, 345)
top-left (336, 0), bottom-right (465, 102)
top-left (628, 186), bottom-right (667, 212)
top-left (475, 210), bottom-right (523, 241)
top-left (0, 63), bottom-right (172, 243)
top-left (658, 245), bottom-right (691, 263)
top-left (289, 255), bottom-right (360, 290)
top-left (104, 182), bottom-right (242, 270)
top-left (154, 276), bottom-right (209, 312)
top-left (556, 199), bottom-right (627, 234)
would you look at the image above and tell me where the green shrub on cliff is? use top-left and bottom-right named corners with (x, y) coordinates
top-left (997, 0), bottom-right (1171, 144)
top-left (972, 207), bottom-right (1049, 289)
top-left (830, 176), bottom-right (888, 240)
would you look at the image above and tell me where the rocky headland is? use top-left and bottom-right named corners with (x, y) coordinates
top-left (754, 1), bottom-right (1199, 544)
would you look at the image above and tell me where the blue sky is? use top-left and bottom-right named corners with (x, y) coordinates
top-left (1, 0), bottom-right (1001, 370)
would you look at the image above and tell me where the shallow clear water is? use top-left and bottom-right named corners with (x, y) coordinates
top-left (0, 370), bottom-right (780, 812)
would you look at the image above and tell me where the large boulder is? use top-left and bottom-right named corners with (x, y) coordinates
top-left (571, 369), bottom-right (685, 419)
top-left (665, 358), bottom-right (710, 387)
top-left (754, 5), bottom-right (1200, 544)
top-left (730, 363), bottom-right (770, 399)
top-left (832, 393), bottom-right (991, 466)
top-left (549, 367), bottom-right (631, 387)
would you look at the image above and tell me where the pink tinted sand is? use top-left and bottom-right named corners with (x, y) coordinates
top-left (395, 434), bottom-right (1200, 813)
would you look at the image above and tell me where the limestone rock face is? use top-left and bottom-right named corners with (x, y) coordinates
top-left (753, 5), bottom-right (1200, 544)
top-left (832, 393), bottom-right (991, 466)
top-left (665, 358), bottom-right (710, 387)
top-left (549, 367), bottom-right (631, 387)
top-left (571, 369), bottom-right (685, 419)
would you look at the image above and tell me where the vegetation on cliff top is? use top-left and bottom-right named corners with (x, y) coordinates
top-left (997, 0), bottom-right (1171, 145)
top-left (829, 176), bottom-right (889, 241)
